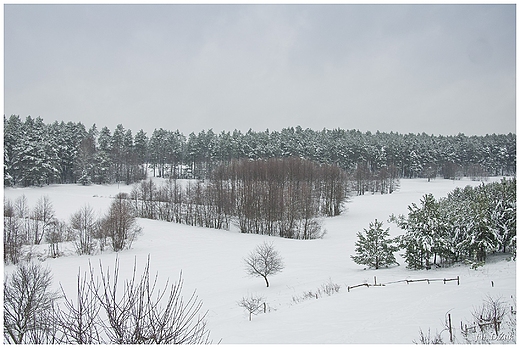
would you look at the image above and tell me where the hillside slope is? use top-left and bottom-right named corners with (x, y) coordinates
top-left (4, 178), bottom-right (516, 343)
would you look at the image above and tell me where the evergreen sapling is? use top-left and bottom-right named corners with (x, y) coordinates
top-left (351, 219), bottom-right (399, 269)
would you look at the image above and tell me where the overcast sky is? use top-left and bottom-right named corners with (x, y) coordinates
top-left (4, 4), bottom-right (516, 136)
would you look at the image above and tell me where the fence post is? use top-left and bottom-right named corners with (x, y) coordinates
top-left (374, 276), bottom-right (377, 286)
top-left (457, 276), bottom-right (460, 285)
top-left (448, 313), bottom-right (453, 343)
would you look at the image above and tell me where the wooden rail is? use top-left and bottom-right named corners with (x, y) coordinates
top-left (347, 275), bottom-right (459, 292)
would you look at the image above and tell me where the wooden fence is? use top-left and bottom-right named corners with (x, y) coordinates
top-left (347, 275), bottom-right (460, 292)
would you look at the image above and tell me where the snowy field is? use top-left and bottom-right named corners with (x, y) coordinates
top-left (4, 177), bottom-right (516, 344)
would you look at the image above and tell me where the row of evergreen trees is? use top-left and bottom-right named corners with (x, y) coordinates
top-left (392, 178), bottom-right (516, 269)
top-left (4, 116), bottom-right (148, 186)
top-left (352, 178), bottom-right (516, 270)
top-left (4, 115), bottom-right (516, 187)
top-left (130, 158), bottom-right (348, 239)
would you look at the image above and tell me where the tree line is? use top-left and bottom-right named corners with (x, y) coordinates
top-left (351, 178), bottom-right (516, 270)
top-left (4, 115), bottom-right (516, 187)
top-left (395, 177), bottom-right (516, 268)
top-left (130, 157), bottom-right (349, 239)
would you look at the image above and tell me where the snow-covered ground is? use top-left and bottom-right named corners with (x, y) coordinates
top-left (4, 177), bottom-right (516, 344)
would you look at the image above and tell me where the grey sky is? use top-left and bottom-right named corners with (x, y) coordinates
top-left (4, 4), bottom-right (516, 136)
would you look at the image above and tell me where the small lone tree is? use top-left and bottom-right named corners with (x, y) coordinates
top-left (244, 241), bottom-right (284, 287)
top-left (351, 219), bottom-right (399, 269)
top-left (237, 294), bottom-right (266, 321)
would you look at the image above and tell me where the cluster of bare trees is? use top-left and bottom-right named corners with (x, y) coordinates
top-left (353, 162), bottom-right (400, 195)
top-left (130, 178), bottom-right (231, 230)
top-left (4, 193), bottom-right (141, 264)
top-left (3, 258), bottom-right (212, 344)
top-left (3, 195), bottom-right (62, 264)
top-left (218, 158), bottom-right (347, 238)
top-left (130, 158), bottom-right (349, 239)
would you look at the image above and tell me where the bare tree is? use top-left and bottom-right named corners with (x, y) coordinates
top-left (4, 198), bottom-right (22, 264)
top-left (4, 257), bottom-right (213, 344)
top-left (70, 204), bottom-right (97, 255)
top-left (95, 257), bottom-right (211, 343)
top-left (92, 219), bottom-right (109, 252)
top-left (55, 267), bottom-right (104, 344)
top-left (3, 262), bottom-right (60, 344)
top-left (14, 194), bottom-right (30, 244)
top-left (101, 193), bottom-right (141, 252)
top-left (237, 294), bottom-right (266, 321)
top-left (54, 256), bottom-right (213, 344)
top-left (244, 241), bottom-right (284, 287)
top-left (45, 219), bottom-right (67, 258)
top-left (419, 295), bottom-right (516, 344)
top-left (471, 295), bottom-right (509, 339)
top-left (31, 195), bottom-right (55, 245)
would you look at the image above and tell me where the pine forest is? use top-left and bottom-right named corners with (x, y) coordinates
top-left (4, 115), bottom-right (516, 188)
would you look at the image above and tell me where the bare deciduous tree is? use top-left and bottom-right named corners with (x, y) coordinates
top-left (55, 270), bottom-right (103, 344)
top-left (45, 219), bottom-right (67, 258)
top-left (237, 294), bottom-right (266, 321)
top-left (471, 295), bottom-right (509, 339)
top-left (3, 262), bottom-right (60, 344)
top-left (244, 241), bottom-right (284, 287)
top-left (4, 258), bottom-right (214, 344)
top-left (101, 193), bottom-right (141, 252)
top-left (418, 295), bottom-right (516, 344)
top-left (70, 204), bottom-right (97, 255)
top-left (4, 198), bottom-right (22, 264)
top-left (31, 195), bottom-right (55, 245)
top-left (55, 256), bottom-right (213, 344)
top-left (14, 194), bottom-right (30, 244)
top-left (98, 257), bottom-right (211, 343)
